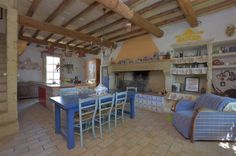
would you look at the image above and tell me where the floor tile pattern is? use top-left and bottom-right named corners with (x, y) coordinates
top-left (0, 101), bottom-right (235, 156)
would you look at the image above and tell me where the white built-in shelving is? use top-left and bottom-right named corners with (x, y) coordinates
top-left (169, 39), bottom-right (213, 100)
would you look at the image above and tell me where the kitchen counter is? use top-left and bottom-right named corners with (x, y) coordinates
top-left (38, 83), bottom-right (91, 111)
top-left (38, 82), bottom-right (92, 88)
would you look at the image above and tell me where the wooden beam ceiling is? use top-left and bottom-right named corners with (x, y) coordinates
top-left (75, 0), bottom-right (140, 32)
top-left (77, 0), bottom-right (175, 47)
top-left (95, 0), bottom-right (164, 37)
top-left (19, 36), bottom-right (90, 52)
top-left (111, 0), bottom-right (236, 42)
top-left (32, 0), bottom-right (74, 38)
top-left (88, 0), bottom-right (175, 36)
top-left (45, 1), bottom-right (99, 42)
top-left (196, 0), bottom-right (236, 16)
top-left (97, 7), bottom-right (180, 39)
top-left (177, 0), bottom-right (198, 27)
top-left (19, 15), bottom-right (114, 47)
top-left (19, 0), bottom-right (42, 36)
top-left (62, 0), bottom-right (140, 45)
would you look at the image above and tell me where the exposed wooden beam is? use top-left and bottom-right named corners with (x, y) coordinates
top-left (55, 36), bottom-right (65, 43)
top-left (50, 2), bottom-right (99, 43)
top-left (78, 1), bottom-right (173, 46)
top-left (32, 0), bottom-right (74, 38)
top-left (99, 7), bottom-right (180, 39)
top-left (63, 2), bottom-right (99, 28)
top-left (177, 0), bottom-right (198, 27)
top-left (110, 15), bottom-right (185, 42)
top-left (115, 32), bottom-right (148, 42)
top-left (67, 39), bottom-right (76, 45)
top-left (109, 29), bottom-right (145, 41)
top-left (71, 0), bottom-right (140, 45)
top-left (19, 0), bottom-right (42, 36)
top-left (75, 0), bottom-right (140, 32)
top-left (196, 0), bottom-right (236, 16)
top-left (19, 15), bottom-right (114, 47)
top-left (112, 0), bottom-right (236, 42)
top-left (88, 0), bottom-right (175, 36)
top-left (19, 36), bottom-right (90, 52)
top-left (75, 11), bottom-right (114, 32)
top-left (95, 0), bottom-right (164, 37)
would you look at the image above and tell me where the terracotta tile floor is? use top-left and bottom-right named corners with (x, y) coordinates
top-left (0, 100), bottom-right (236, 156)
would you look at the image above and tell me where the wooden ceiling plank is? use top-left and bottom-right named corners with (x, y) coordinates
top-left (19, 15), bottom-right (114, 47)
top-left (196, 0), bottom-right (236, 16)
top-left (51, 2), bottom-right (99, 43)
top-left (88, 0), bottom-right (175, 36)
top-left (56, 36), bottom-right (65, 43)
top-left (75, 10), bottom-right (114, 31)
top-left (112, 0), bottom-right (236, 42)
top-left (96, 0), bottom-right (164, 37)
top-left (62, 2), bottom-right (99, 28)
top-left (19, 0), bottom-right (42, 36)
top-left (32, 0), bottom-right (74, 38)
top-left (102, 7), bottom-right (180, 39)
top-left (110, 15), bottom-right (185, 42)
top-left (73, 0), bottom-right (140, 45)
top-left (177, 0), bottom-right (198, 27)
top-left (115, 32), bottom-right (149, 42)
top-left (19, 36), bottom-right (90, 53)
top-left (67, 39), bottom-right (76, 45)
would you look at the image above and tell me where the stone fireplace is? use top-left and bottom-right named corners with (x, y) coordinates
top-left (115, 70), bottom-right (165, 93)
top-left (108, 60), bottom-right (171, 93)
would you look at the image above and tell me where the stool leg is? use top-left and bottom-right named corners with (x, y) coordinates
top-left (108, 113), bottom-right (111, 132)
top-left (115, 109), bottom-right (117, 128)
top-left (92, 117), bottom-right (96, 139)
top-left (79, 120), bottom-right (83, 148)
top-left (99, 115), bottom-right (103, 139)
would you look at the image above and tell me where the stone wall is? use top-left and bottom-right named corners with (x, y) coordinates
top-left (0, 0), bottom-right (19, 138)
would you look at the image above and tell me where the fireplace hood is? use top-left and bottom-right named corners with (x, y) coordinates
top-left (108, 60), bottom-right (171, 74)
top-left (108, 60), bottom-right (172, 92)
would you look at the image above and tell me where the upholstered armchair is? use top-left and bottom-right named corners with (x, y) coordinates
top-left (172, 93), bottom-right (236, 142)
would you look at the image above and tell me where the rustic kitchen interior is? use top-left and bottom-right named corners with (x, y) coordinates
top-left (1, 0), bottom-right (236, 155)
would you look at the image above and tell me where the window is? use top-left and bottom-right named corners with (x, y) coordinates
top-left (46, 56), bottom-right (60, 84)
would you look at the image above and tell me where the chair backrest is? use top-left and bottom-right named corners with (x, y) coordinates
top-left (115, 91), bottom-right (127, 107)
top-left (126, 87), bottom-right (137, 92)
top-left (60, 88), bottom-right (78, 96)
top-left (79, 97), bottom-right (97, 120)
top-left (98, 94), bottom-right (115, 115)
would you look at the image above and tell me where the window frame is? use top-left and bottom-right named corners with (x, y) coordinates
top-left (45, 55), bottom-right (60, 84)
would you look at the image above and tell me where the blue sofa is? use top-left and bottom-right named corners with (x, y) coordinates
top-left (172, 93), bottom-right (236, 142)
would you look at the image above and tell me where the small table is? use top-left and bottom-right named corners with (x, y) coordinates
top-left (50, 91), bottom-right (136, 149)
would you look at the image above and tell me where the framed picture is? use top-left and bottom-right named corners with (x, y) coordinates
top-left (184, 77), bottom-right (200, 92)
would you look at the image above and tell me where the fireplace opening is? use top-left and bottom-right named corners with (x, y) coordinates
top-left (115, 70), bottom-right (165, 94)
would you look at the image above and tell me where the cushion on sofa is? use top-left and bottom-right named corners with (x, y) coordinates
top-left (223, 102), bottom-right (236, 112)
top-left (193, 93), bottom-right (233, 111)
top-left (173, 110), bottom-right (193, 138)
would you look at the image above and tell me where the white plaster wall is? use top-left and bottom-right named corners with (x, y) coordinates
top-left (62, 53), bottom-right (85, 81)
top-left (18, 44), bottom-right (43, 82)
top-left (151, 6), bottom-right (236, 52)
top-left (102, 7), bottom-right (236, 90)
top-left (18, 44), bottom-right (99, 82)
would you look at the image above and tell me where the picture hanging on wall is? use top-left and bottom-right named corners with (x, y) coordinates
top-left (184, 77), bottom-right (200, 92)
